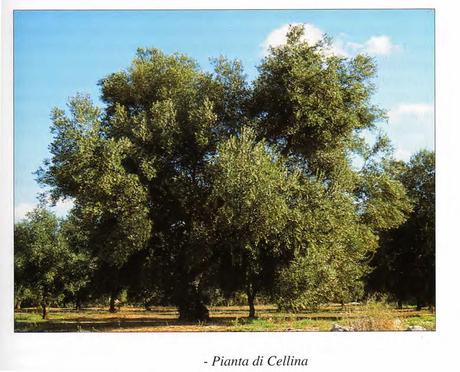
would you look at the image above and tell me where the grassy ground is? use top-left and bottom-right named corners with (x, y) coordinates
top-left (14, 303), bottom-right (435, 332)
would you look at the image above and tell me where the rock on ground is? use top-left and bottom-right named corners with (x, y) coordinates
top-left (406, 325), bottom-right (427, 331)
top-left (331, 323), bottom-right (352, 332)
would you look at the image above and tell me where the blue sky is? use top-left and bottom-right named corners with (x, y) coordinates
top-left (14, 9), bottom-right (434, 219)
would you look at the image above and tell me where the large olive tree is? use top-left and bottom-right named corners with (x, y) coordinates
top-left (37, 25), bottom-right (412, 319)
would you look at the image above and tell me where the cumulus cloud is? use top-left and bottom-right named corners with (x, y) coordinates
top-left (347, 35), bottom-right (401, 56)
top-left (52, 198), bottom-right (75, 218)
top-left (386, 103), bottom-right (434, 161)
top-left (15, 203), bottom-right (36, 222)
top-left (364, 35), bottom-right (401, 55)
top-left (394, 148), bottom-right (413, 162)
top-left (261, 23), bottom-right (401, 57)
top-left (388, 103), bottom-right (434, 124)
top-left (261, 23), bottom-right (348, 57)
top-left (262, 23), bottom-right (321, 50)
top-left (14, 198), bottom-right (74, 222)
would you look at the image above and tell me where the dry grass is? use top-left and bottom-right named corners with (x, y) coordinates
top-left (343, 300), bottom-right (402, 331)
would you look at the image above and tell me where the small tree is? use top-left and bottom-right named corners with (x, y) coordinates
top-left (14, 208), bottom-right (70, 318)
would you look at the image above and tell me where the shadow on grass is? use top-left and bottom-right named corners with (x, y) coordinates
top-left (14, 312), bottom-right (346, 332)
top-left (15, 318), bottom-right (199, 332)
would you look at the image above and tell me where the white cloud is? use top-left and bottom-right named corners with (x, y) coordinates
top-left (52, 198), bottom-right (75, 218)
top-left (394, 148), bottom-right (412, 162)
top-left (14, 198), bottom-right (74, 222)
top-left (364, 35), bottom-right (401, 56)
top-left (345, 35), bottom-right (401, 56)
top-left (386, 103), bottom-right (434, 161)
top-left (388, 103), bottom-right (434, 124)
top-left (261, 23), bottom-right (347, 57)
top-left (15, 203), bottom-right (36, 222)
top-left (261, 24), bottom-right (401, 58)
top-left (328, 38), bottom-right (350, 57)
top-left (262, 23), bottom-right (321, 50)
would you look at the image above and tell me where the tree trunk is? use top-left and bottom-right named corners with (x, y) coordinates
top-left (41, 303), bottom-right (47, 319)
top-left (75, 293), bottom-right (82, 311)
top-left (41, 289), bottom-right (48, 319)
top-left (397, 299), bottom-right (403, 309)
top-left (178, 301), bottom-right (209, 321)
top-left (15, 300), bottom-right (21, 310)
top-left (109, 291), bottom-right (118, 313)
top-left (248, 296), bottom-right (256, 319)
top-left (177, 284), bottom-right (209, 321)
top-left (108, 268), bottom-right (120, 313)
top-left (247, 286), bottom-right (256, 319)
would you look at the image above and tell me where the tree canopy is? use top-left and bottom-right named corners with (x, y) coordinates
top-left (14, 207), bottom-right (91, 318)
top-left (26, 24), bottom-right (425, 319)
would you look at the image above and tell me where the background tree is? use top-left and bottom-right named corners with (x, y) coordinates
top-left (58, 211), bottom-right (95, 309)
top-left (14, 208), bottom-right (71, 318)
top-left (367, 150), bottom-right (435, 309)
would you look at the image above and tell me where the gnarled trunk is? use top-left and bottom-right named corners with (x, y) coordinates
top-left (177, 284), bottom-right (209, 321)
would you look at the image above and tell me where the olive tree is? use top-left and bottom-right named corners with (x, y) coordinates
top-left (35, 25), bottom-right (412, 319)
top-left (15, 208), bottom-right (70, 318)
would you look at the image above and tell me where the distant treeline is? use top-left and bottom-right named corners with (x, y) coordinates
top-left (14, 25), bottom-right (434, 320)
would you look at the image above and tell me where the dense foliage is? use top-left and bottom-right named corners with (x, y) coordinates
top-left (14, 207), bottom-right (92, 318)
top-left (15, 25), bottom-right (433, 319)
top-left (367, 150), bottom-right (435, 308)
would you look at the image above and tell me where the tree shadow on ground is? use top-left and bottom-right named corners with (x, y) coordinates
top-left (14, 312), bottom-right (347, 332)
